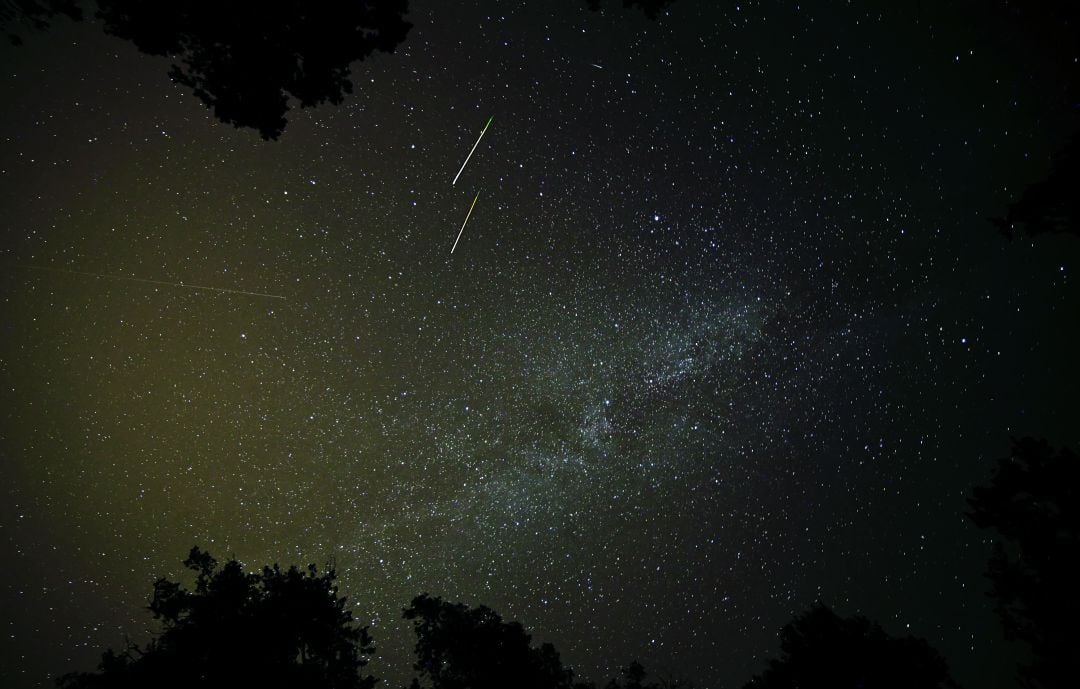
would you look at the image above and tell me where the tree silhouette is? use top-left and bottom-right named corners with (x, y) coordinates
top-left (403, 593), bottom-right (589, 689)
top-left (1, 0), bottom-right (80, 44)
top-left (94, 0), bottom-right (411, 139)
top-left (585, 0), bottom-right (675, 19)
top-left (3, 1), bottom-right (680, 138)
top-left (981, 0), bottom-right (1080, 240)
top-left (57, 547), bottom-right (377, 689)
top-left (4, 2), bottom-right (412, 139)
top-left (992, 137), bottom-right (1080, 239)
top-left (744, 605), bottom-right (957, 689)
top-left (968, 437), bottom-right (1080, 689)
top-left (603, 661), bottom-right (691, 689)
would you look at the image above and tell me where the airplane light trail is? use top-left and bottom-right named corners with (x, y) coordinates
top-left (452, 116), bottom-right (494, 185)
top-left (451, 190), bottom-right (481, 254)
top-left (16, 264), bottom-right (286, 300)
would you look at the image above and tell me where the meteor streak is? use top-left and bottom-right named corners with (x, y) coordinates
top-left (16, 264), bottom-right (286, 300)
top-left (452, 116), bottom-right (493, 185)
top-left (451, 190), bottom-right (481, 254)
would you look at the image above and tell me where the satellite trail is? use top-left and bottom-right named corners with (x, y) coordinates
top-left (452, 116), bottom-right (494, 185)
top-left (451, 190), bottom-right (481, 254)
top-left (16, 264), bottom-right (286, 300)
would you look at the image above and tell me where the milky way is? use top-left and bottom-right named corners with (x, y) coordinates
top-left (2, 2), bottom-right (1077, 689)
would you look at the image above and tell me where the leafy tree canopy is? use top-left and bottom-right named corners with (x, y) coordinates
top-left (1, 0), bottom-right (81, 45)
top-left (744, 605), bottom-right (957, 689)
top-left (603, 660), bottom-right (692, 689)
top-left (94, 0), bottom-right (412, 139)
top-left (57, 547), bottom-right (376, 689)
top-left (2, 1), bottom-right (412, 139)
top-left (969, 437), bottom-right (1080, 689)
top-left (403, 593), bottom-right (587, 689)
top-left (585, 0), bottom-right (675, 19)
top-left (3, 1), bottom-right (675, 139)
top-left (992, 138), bottom-right (1080, 239)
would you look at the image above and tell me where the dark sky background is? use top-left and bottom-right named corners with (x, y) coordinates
top-left (1, 2), bottom-right (1077, 688)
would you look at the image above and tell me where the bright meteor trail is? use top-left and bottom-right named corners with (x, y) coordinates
top-left (452, 116), bottom-right (493, 185)
top-left (16, 264), bottom-right (287, 300)
top-left (451, 190), bottom-right (481, 254)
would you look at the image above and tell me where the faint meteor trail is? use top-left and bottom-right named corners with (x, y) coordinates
top-left (451, 190), bottom-right (481, 254)
top-left (452, 115), bottom-right (493, 185)
top-left (15, 264), bottom-right (286, 300)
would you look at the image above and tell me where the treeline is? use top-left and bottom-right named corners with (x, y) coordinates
top-left (56, 438), bottom-right (1076, 689)
top-left (53, 547), bottom-right (953, 689)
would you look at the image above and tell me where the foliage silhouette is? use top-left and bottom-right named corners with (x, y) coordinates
top-left (603, 661), bottom-right (692, 689)
top-left (56, 547), bottom-right (376, 689)
top-left (744, 605), bottom-right (957, 689)
top-left (403, 593), bottom-right (590, 689)
top-left (987, 0), bottom-right (1080, 102)
top-left (968, 437), bottom-right (1080, 689)
top-left (1, 0), bottom-right (80, 44)
top-left (93, 0), bottom-right (412, 139)
top-left (4, 1), bottom-right (411, 138)
top-left (585, 0), bottom-right (675, 19)
top-left (4, 1), bottom-right (679, 137)
top-left (980, 0), bottom-right (1080, 240)
top-left (992, 138), bottom-right (1080, 239)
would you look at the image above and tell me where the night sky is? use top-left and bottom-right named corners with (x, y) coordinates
top-left (1, 2), bottom-right (1078, 688)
